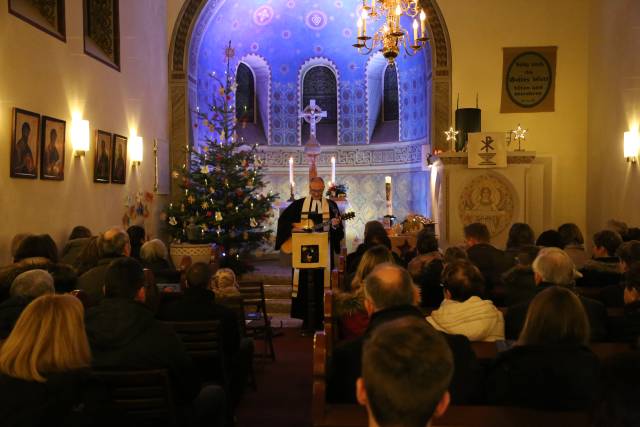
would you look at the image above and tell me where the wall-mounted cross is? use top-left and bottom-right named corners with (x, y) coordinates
top-left (299, 99), bottom-right (327, 138)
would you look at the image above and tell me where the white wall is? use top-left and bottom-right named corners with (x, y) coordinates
top-left (438, 0), bottom-right (589, 238)
top-left (586, 0), bottom-right (640, 238)
top-left (0, 0), bottom-right (169, 262)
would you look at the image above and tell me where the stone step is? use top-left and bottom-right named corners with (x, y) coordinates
top-left (264, 284), bottom-right (292, 299)
top-left (265, 298), bottom-right (291, 316)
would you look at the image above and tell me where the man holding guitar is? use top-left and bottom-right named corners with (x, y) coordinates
top-left (275, 177), bottom-right (345, 332)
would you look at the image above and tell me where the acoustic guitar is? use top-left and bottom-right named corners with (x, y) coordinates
top-left (280, 211), bottom-right (356, 254)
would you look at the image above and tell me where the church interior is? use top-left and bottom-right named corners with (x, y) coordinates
top-left (1, 0), bottom-right (640, 426)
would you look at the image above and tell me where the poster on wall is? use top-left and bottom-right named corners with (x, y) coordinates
top-left (500, 46), bottom-right (557, 113)
top-left (10, 108), bottom-right (40, 179)
top-left (40, 116), bottom-right (65, 181)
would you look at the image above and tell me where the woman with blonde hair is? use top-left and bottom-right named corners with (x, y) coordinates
top-left (0, 294), bottom-right (115, 426)
top-left (486, 286), bottom-right (600, 410)
top-left (210, 267), bottom-right (241, 299)
top-left (336, 245), bottom-right (395, 340)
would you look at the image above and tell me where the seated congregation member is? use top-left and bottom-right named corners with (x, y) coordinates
top-left (8, 233), bottom-right (31, 262)
top-left (60, 226), bottom-right (92, 266)
top-left (443, 245), bottom-right (468, 264)
top-left (346, 222), bottom-right (403, 277)
top-left (599, 240), bottom-right (640, 307)
top-left (0, 234), bottom-right (75, 300)
top-left (535, 229), bottom-right (564, 248)
top-left (505, 247), bottom-right (607, 341)
top-left (0, 270), bottom-right (54, 339)
top-left (126, 225), bottom-right (146, 261)
top-left (503, 223), bottom-right (535, 267)
top-left (464, 222), bottom-right (510, 294)
top-left (577, 229), bottom-right (623, 288)
top-left (558, 223), bottom-right (589, 269)
top-left (140, 239), bottom-right (179, 283)
top-left (77, 228), bottom-right (130, 305)
top-left (591, 351), bottom-right (640, 427)
top-left (357, 317), bottom-right (453, 427)
top-left (407, 230), bottom-right (444, 307)
top-left (210, 268), bottom-right (241, 299)
top-left (0, 294), bottom-right (119, 426)
top-left (326, 263), bottom-right (481, 405)
top-left (335, 245), bottom-right (395, 340)
top-left (427, 260), bottom-right (504, 342)
top-left (608, 262), bottom-right (640, 343)
top-left (74, 236), bottom-right (101, 276)
top-left (85, 258), bottom-right (226, 426)
top-left (501, 245), bottom-right (540, 306)
top-left (486, 286), bottom-right (600, 410)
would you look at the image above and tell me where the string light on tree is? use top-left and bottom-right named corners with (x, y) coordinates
top-left (511, 124), bottom-right (528, 151)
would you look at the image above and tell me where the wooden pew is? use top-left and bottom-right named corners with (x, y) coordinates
top-left (470, 341), bottom-right (635, 361)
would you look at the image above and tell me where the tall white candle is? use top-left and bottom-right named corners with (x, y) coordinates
top-left (413, 19), bottom-right (418, 45)
top-left (331, 156), bottom-right (336, 184)
top-left (385, 176), bottom-right (393, 216)
top-left (289, 157), bottom-right (294, 186)
top-left (419, 10), bottom-right (426, 39)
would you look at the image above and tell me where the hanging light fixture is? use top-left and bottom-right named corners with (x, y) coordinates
top-left (353, 0), bottom-right (429, 62)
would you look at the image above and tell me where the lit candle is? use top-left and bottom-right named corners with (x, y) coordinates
top-left (289, 156), bottom-right (294, 186)
top-left (412, 19), bottom-right (418, 45)
top-left (361, 10), bottom-right (367, 36)
top-left (357, 17), bottom-right (363, 38)
top-left (371, 0), bottom-right (375, 9)
top-left (420, 10), bottom-right (426, 39)
top-left (331, 156), bottom-right (336, 184)
top-left (385, 176), bottom-right (393, 216)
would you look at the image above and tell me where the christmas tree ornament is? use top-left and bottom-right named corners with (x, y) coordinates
top-left (169, 217), bottom-right (178, 226)
top-left (215, 211), bottom-right (223, 222)
top-left (201, 201), bottom-right (209, 209)
top-left (250, 217), bottom-right (258, 227)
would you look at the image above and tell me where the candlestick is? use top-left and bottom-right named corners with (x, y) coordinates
top-left (289, 182), bottom-right (295, 202)
top-left (357, 17), bottom-right (363, 38)
top-left (385, 176), bottom-right (393, 216)
top-left (331, 156), bottom-right (336, 184)
top-left (419, 9), bottom-right (426, 39)
top-left (361, 11), bottom-right (367, 36)
top-left (412, 19), bottom-right (418, 45)
top-left (289, 156), bottom-right (294, 186)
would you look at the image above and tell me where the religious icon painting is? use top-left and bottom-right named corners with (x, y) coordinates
top-left (40, 116), bottom-right (66, 181)
top-left (10, 108), bottom-right (40, 179)
top-left (93, 130), bottom-right (112, 183)
top-left (111, 134), bottom-right (127, 184)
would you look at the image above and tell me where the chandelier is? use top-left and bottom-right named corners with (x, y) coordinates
top-left (352, 0), bottom-right (429, 62)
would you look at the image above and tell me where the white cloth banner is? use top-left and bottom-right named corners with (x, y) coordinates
top-left (467, 132), bottom-right (508, 169)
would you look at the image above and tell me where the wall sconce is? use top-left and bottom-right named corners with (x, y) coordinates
top-left (130, 135), bottom-right (143, 166)
top-left (71, 119), bottom-right (90, 157)
top-left (624, 130), bottom-right (640, 163)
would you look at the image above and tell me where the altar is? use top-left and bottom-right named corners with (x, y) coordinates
top-left (433, 151), bottom-right (551, 248)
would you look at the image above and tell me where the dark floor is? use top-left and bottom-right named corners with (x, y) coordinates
top-left (235, 328), bottom-right (314, 427)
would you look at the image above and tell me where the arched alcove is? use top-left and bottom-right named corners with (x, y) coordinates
top-left (235, 54), bottom-right (271, 144)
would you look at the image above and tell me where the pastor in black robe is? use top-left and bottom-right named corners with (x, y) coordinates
top-left (275, 197), bottom-right (344, 328)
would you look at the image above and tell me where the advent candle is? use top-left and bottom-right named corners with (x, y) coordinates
top-left (289, 156), bottom-right (294, 186)
top-left (331, 156), bottom-right (336, 184)
top-left (385, 176), bottom-right (393, 216)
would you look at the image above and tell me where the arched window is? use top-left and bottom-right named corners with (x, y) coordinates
top-left (235, 63), bottom-right (255, 123)
top-left (383, 64), bottom-right (399, 122)
top-left (302, 66), bottom-right (337, 145)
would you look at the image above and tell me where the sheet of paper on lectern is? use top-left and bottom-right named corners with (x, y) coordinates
top-left (467, 132), bottom-right (507, 168)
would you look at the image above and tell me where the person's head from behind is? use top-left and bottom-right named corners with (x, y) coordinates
top-left (593, 229), bottom-right (623, 258)
top-left (127, 225), bottom-right (146, 248)
top-left (518, 286), bottom-right (589, 346)
top-left (607, 219), bottom-right (628, 240)
top-left (364, 228), bottom-right (392, 250)
top-left (514, 245), bottom-right (541, 267)
top-left (416, 229), bottom-right (439, 255)
top-left (186, 262), bottom-right (214, 289)
top-left (211, 268), bottom-right (238, 293)
top-left (68, 226), bottom-right (92, 241)
top-left (14, 234), bottom-right (58, 263)
top-left (363, 263), bottom-right (417, 314)
top-left (441, 260), bottom-right (485, 302)
top-left (0, 294), bottom-right (90, 382)
top-left (104, 258), bottom-right (145, 301)
top-left (463, 222), bottom-right (490, 247)
top-left (99, 227), bottom-right (131, 258)
top-left (10, 269), bottom-right (54, 299)
top-left (558, 223), bottom-right (584, 247)
top-left (443, 246), bottom-right (468, 265)
top-left (140, 239), bottom-right (168, 263)
top-left (309, 176), bottom-right (325, 201)
top-left (10, 233), bottom-right (32, 261)
top-left (622, 262), bottom-right (640, 306)
top-left (531, 247), bottom-right (576, 286)
top-left (357, 317), bottom-right (453, 427)
top-left (591, 352), bottom-right (640, 427)
top-left (535, 229), bottom-right (564, 248)
top-left (616, 241), bottom-right (640, 272)
top-left (364, 221), bottom-right (386, 239)
top-left (506, 223), bottom-right (535, 249)
top-left (352, 245), bottom-right (395, 291)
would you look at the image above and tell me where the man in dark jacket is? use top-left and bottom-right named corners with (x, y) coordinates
top-left (464, 223), bottom-right (510, 295)
top-left (599, 240), bottom-right (640, 307)
top-left (77, 227), bottom-right (131, 305)
top-left (577, 229), bottom-right (623, 288)
top-left (505, 247), bottom-right (607, 341)
top-left (158, 262), bottom-right (249, 405)
top-left (85, 258), bottom-right (225, 426)
top-left (326, 263), bottom-right (481, 404)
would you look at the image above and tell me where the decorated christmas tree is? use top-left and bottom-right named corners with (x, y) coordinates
top-left (164, 43), bottom-right (278, 274)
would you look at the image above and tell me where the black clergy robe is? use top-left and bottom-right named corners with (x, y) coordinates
top-left (275, 197), bottom-right (344, 328)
